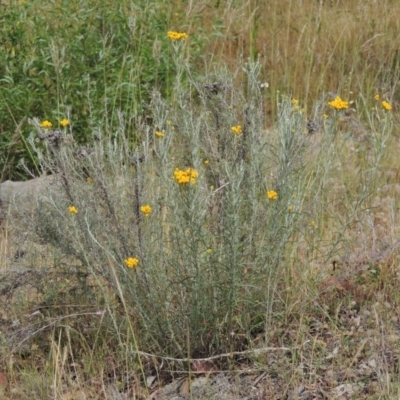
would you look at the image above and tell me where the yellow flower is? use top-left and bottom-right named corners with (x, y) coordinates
top-left (311, 220), bottom-right (316, 227)
top-left (40, 120), bottom-right (52, 129)
top-left (382, 100), bottom-right (392, 111)
top-left (167, 31), bottom-right (188, 41)
top-left (206, 248), bottom-right (212, 254)
top-left (291, 98), bottom-right (299, 105)
top-left (374, 94), bottom-right (380, 101)
top-left (288, 206), bottom-right (293, 212)
top-left (267, 190), bottom-right (278, 200)
top-left (60, 118), bottom-right (70, 127)
top-left (173, 168), bottom-right (198, 185)
top-left (124, 257), bottom-right (139, 268)
top-left (204, 159), bottom-right (209, 165)
top-left (293, 105), bottom-right (299, 111)
top-left (328, 96), bottom-right (349, 110)
top-left (155, 130), bottom-right (165, 138)
top-left (68, 205), bottom-right (78, 214)
top-left (140, 204), bottom-right (152, 216)
top-left (231, 125), bottom-right (242, 135)
top-left (210, 185), bottom-right (214, 190)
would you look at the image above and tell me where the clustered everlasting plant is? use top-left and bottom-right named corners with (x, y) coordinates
top-left (0, 14), bottom-right (396, 397)
top-left (124, 257), bottom-right (139, 268)
top-left (60, 119), bottom-right (70, 127)
top-left (167, 31), bottom-right (188, 41)
top-left (267, 190), bottom-right (278, 200)
top-left (328, 96), bottom-right (349, 110)
top-left (25, 52), bottom-right (321, 360)
top-left (2, 1), bottom-right (400, 397)
top-left (140, 205), bottom-right (152, 216)
top-left (39, 120), bottom-right (53, 129)
top-left (22, 51), bottom-right (393, 368)
top-left (173, 167), bottom-right (198, 185)
top-left (381, 100), bottom-right (392, 111)
top-left (68, 205), bottom-right (78, 214)
top-left (231, 125), bottom-right (242, 134)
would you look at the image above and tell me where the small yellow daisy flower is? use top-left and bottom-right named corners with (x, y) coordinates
top-left (155, 131), bottom-right (165, 138)
top-left (291, 98), bottom-right (299, 105)
top-left (68, 205), bottom-right (78, 214)
top-left (140, 204), bottom-right (152, 216)
top-left (173, 168), bottom-right (198, 185)
top-left (382, 100), bottom-right (392, 111)
top-left (206, 248), bottom-right (212, 254)
top-left (267, 190), bottom-right (278, 200)
top-left (60, 118), bottom-right (70, 127)
top-left (328, 96), bottom-right (349, 110)
top-left (124, 257), bottom-right (139, 268)
top-left (204, 159), bottom-right (209, 165)
top-left (40, 120), bottom-right (52, 129)
top-left (167, 31), bottom-right (188, 41)
top-left (231, 125), bottom-right (242, 135)
top-left (374, 94), bottom-right (380, 101)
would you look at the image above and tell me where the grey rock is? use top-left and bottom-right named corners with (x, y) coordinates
top-left (0, 175), bottom-right (57, 221)
top-left (0, 175), bottom-right (56, 205)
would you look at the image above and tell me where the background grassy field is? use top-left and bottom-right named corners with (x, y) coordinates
top-left (1, 0), bottom-right (400, 399)
top-left (2, 0), bottom-right (400, 180)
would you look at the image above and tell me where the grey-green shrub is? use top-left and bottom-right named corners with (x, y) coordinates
top-left (23, 58), bottom-right (390, 361)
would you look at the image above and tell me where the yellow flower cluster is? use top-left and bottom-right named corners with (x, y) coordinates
top-left (60, 118), bottom-right (70, 127)
top-left (291, 98), bottom-right (303, 112)
top-left (155, 130), bottom-right (165, 137)
top-left (40, 120), bottom-right (52, 129)
top-left (68, 205), bottom-right (78, 214)
top-left (167, 31), bottom-right (188, 41)
top-left (40, 119), bottom-right (70, 128)
top-left (140, 205), bottom-right (152, 216)
top-left (267, 190), bottom-right (278, 200)
top-left (382, 100), bottom-right (392, 111)
top-left (328, 96), bottom-right (349, 110)
top-left (231, 125), bottom-right (242, 135)
top-left (174, 168), bottom-right (198, 185)
top-left (124, 257), bottom-right (139, 268)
